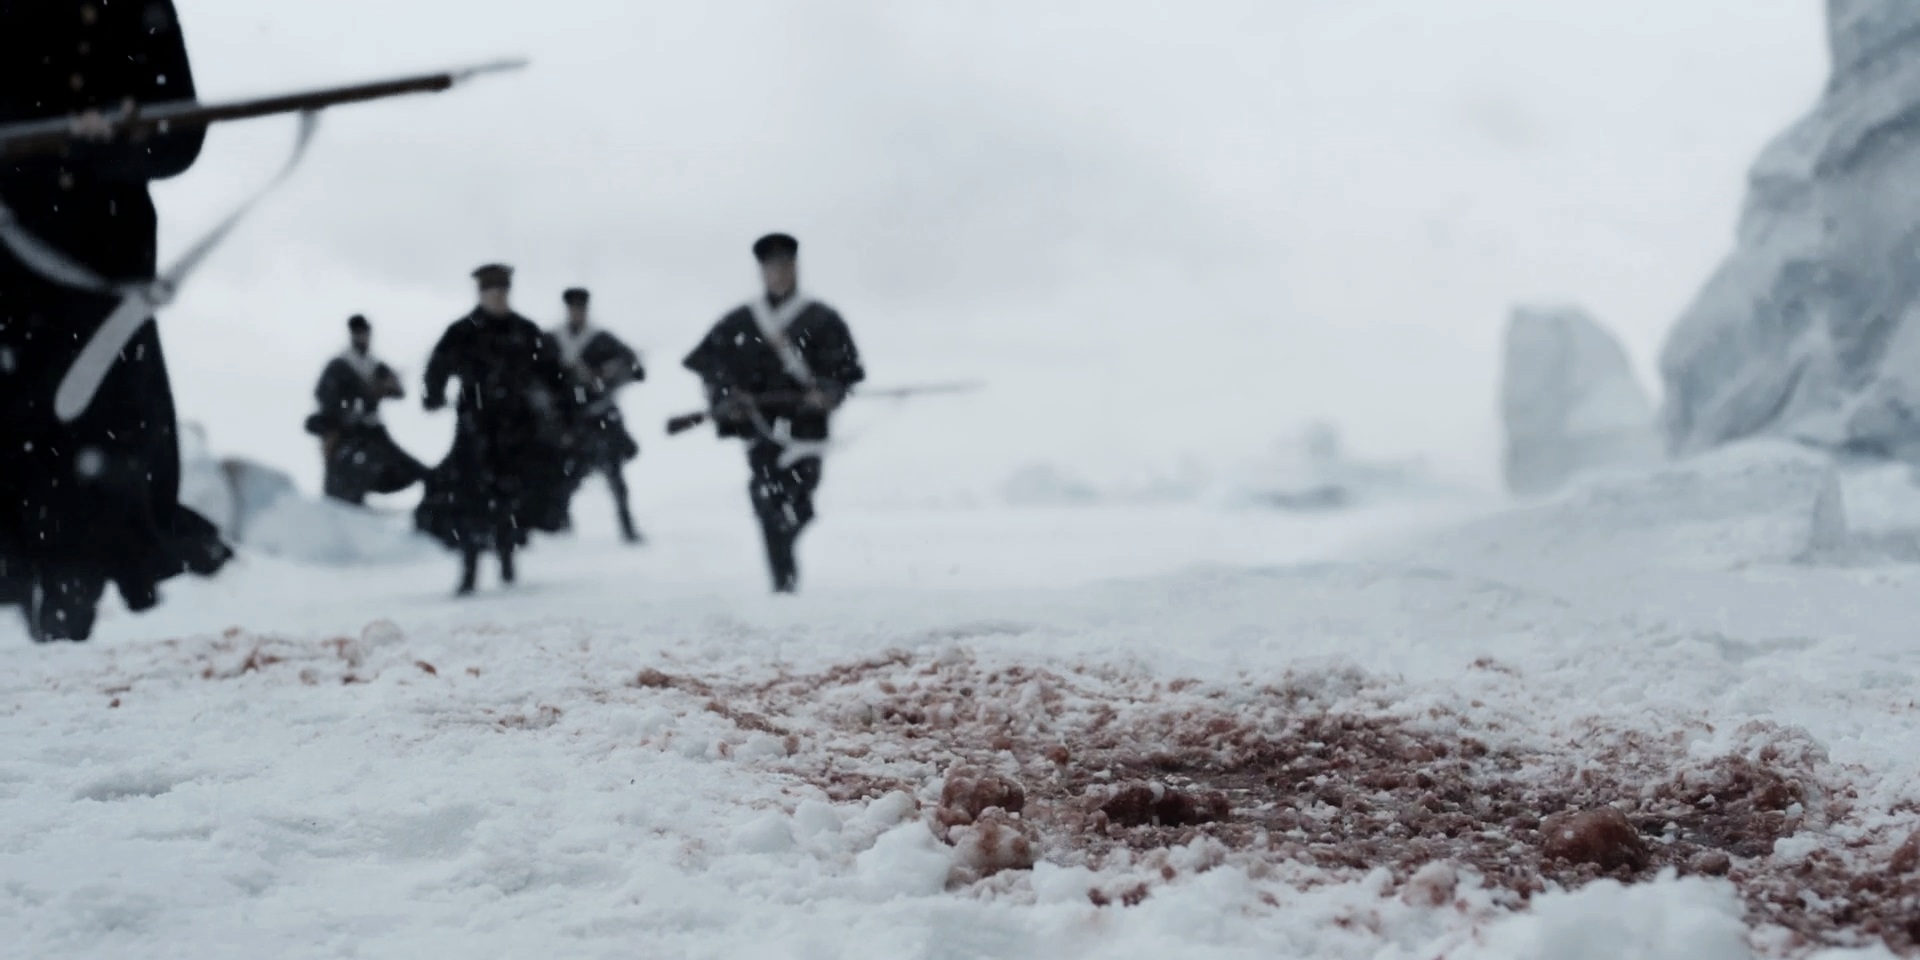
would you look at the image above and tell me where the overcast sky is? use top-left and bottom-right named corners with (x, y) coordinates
top-left (156, 0), bottom-right (1828, 504)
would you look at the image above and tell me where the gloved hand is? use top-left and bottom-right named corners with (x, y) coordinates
top-left (376, 371), bottom-right (406, 400)
top-left (712, 393), bottom-right (754, 425)
top-left (802, 381), bottom-right (846, 412)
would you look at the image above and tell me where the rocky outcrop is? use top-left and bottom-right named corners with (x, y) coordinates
top-left (1502, 305), bottom-right (1661, 496)
top-left (1662, 0), bottom-right (1920, 460)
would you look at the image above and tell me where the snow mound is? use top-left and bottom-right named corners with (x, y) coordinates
top-left (1832, 459), bottom-right (1920, 562)
top-left (1001, 462), bottom-right (1104, 506)
top-left (175, 422), bottom-right (237, 535)
top-left (1457, 875), bottom-right (1751, 960)
top-left (177, 423), bottom-right (432, 566)
top-left (1661, 0), bottom-right (1920, 460)
top-left (238, 494), bottom-right (434, 567)
top-left (220, 459), bottom-right (299, 540)
top-left (1502, 305), bottom-right (1661, 497)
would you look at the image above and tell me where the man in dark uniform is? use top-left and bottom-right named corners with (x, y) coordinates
top-left (416, 264), bottom-right (577, 596)
top-left (684, 233), bottom-right (865, 593)
top-left (307, 314), bottom-right (425, 505)
top-left (548, 288), bottom-right (647, 543)
top-left (0, 1), bottom-right (232, 641)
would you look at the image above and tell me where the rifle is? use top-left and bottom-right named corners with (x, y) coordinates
top-left (0, 59), bottom-right (527, 161)
top-left (665, 382), bottom-right (981, 436)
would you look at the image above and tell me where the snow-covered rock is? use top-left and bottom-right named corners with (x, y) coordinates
top-left (1661, 0), bottom-right (1920, 460)
top-left (1502, 305), bottom-right (1661, 496)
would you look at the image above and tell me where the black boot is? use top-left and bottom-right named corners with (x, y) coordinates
top-left (27, 576), bottom-right (104, 642)
top-left (457, 548), bottom-right (480, 597)
top-left (611, 469), bottom-right (642, 544)
top-left (763, 528), bottom-right (799, 594)
top-left (498, 545), bottom-right (516, 585)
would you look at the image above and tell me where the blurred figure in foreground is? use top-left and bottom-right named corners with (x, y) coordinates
top-left (547, 288), bottom-right (647, 543)
top-left (307, 314), bottom-right (425, 505)
top-left (416, 265), bottom-right (576, 596)
top-left (0, 1), bottom-right (231, 641)
top-left (684, 233), bottom-right (864, 593)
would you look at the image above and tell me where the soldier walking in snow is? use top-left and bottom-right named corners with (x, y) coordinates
top-left (547, 288), bottom-right (647, 543)
top-left (415, 264), bottom-right (578, 596)
top-left (684, 233), bottom-right (865, 593)
top-left (307, 314), bottom-right (425, 505)
top-left (0, 1), bottom-right (232, 641)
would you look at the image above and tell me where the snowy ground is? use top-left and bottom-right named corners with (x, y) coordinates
top-left (8, 446), bottom-right (1920, 958)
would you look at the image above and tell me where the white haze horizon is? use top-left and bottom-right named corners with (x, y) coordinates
top-left (152, 0), bottom-right (1827, 508)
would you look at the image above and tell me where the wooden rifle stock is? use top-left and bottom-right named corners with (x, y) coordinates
top-left (666, 412), bottom-right (711, 435)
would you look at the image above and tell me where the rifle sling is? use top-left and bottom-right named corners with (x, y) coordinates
top-left (0, 112), bottom-right (321, 422)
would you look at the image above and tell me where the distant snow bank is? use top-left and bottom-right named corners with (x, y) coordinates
top-left (1000, 422), bottom-right (1472, 512)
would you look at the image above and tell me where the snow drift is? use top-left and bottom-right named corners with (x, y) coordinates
top-left (1662, 0), bottom-right (1920, 460)
top-left (1502, 305), bottom-right (1661, 497)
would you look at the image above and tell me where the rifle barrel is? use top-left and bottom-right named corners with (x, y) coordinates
top-left (858, 381), bottom-right (982, 399)
top-left (665, 413), bottom-right (710, 436)
top-left (0, 59), bottom-right (528, 162)
top-left (661, 381), bottom-right (982, 437)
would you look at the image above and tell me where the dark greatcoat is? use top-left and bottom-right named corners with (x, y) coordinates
top-left (0, 0), bottom-right (231, 633)
top-left (307, 354), bottom-right (426, 504)
top-left (415, 308), bottom-right (578, 551)
top-left (547, 325), bottom-right (644, 468)
top-left (682, 298), bottom-right (865, 442)
top-left (683, 295), bottom-right (864, 591)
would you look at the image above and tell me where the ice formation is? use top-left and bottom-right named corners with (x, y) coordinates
top-left (1502, 305), bottom-right (1661, 496)
top-left (1662, 0), bottom-right (1920, 460)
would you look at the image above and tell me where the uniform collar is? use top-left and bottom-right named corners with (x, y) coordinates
top-left (337, 347), bottom-right (380, 383)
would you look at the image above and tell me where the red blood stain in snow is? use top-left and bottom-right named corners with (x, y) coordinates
top-left (633, 650), bottom-right (1920, 954)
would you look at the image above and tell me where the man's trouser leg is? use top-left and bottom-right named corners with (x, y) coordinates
top-left (606, 461), bottom-right (640, 543)
top-left (322, 436), bottom-right (370, 506)
top-left (747, 441), bottom-right (821, 593)
top-left (457, 546), bottom-right (480, 596)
